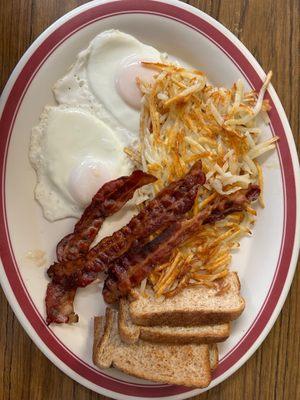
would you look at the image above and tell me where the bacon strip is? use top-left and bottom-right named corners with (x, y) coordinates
top-left (102, 185), bottom-right (260, 304)
top-left (45, 284), bottom-right (78, 325)
top-left (56, 170), bottom-right (156, 262)
top-left (47, 161), bottom-right (205, 289)
top-left (46, 170), bottom-right (156, 324)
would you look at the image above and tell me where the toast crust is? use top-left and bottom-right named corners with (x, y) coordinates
top-left (139, 324), bottom-right (230, 344)
top-left (93, 308), bottom-right (115, 368)
top-left (209, 343), bottom-right (219, 371)
top-left (118, 298), bottom-right (141, 344)
top-left (92, 316), bottom-right (105, 366)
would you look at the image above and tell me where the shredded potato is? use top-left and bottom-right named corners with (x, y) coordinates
top-left (129, 62), bottom-right (278, 297)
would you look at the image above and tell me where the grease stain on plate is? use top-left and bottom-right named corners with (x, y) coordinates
top-left (26, 249), bottom-right (47, 267)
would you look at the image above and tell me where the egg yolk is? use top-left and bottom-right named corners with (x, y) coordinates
top-left (115, 59), bottom-right (156, 110)
top-left (68, 160), bottom-right (114, 206)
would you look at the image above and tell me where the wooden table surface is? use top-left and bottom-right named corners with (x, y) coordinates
top-left (0, 1), bottom-right (299, 399)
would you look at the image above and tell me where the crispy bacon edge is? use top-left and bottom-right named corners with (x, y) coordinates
top-left (46, 170), bottom-right (156, 325)
top-left (102, 185), bottom-right (260, 303)
top-left (47, 161), bottom-right (206, 289)
top-left (45, 285), bottom-right (78, 325)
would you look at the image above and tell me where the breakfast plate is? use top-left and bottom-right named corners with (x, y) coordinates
top-left (0, 0), bottom-right (299, 398)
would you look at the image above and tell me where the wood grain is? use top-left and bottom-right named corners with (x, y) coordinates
top-left (0, 1), bottom-right (299, 399)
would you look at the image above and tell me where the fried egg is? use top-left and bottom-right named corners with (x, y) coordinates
top-left (53, 30), bottom-right (162, 135)
top-left (31, 31), bottom-right (164, 221)
top-left (30, 105), bottom-right (132, 221)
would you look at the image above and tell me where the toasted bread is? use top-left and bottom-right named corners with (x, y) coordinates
top-left (119, 297), bottom-right (230, 344)
top-left (129, 272), bottom-right (244, 326)
top-left (93, 308), bottom-right (217, 388)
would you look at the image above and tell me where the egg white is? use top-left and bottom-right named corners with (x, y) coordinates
top-left (30, 104), bottom-right (132, 221)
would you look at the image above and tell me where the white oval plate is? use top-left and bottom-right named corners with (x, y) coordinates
top-left (0, 1), bottom-right (299, 399)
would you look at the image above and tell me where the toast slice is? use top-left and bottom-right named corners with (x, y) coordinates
top-left (129, 272), bottom-right (244, 326)
top-left (119, 297), bottom-right (230, 344)
top-left (93, 308), bottom-right (217, 387)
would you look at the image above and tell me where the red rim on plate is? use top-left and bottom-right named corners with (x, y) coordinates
top-left (0, 0), bottom-right (298, 398)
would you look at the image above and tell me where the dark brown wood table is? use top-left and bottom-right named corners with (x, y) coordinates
top-left (0, 1), bottom-right (299, 399)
